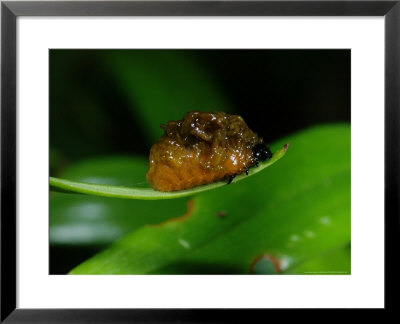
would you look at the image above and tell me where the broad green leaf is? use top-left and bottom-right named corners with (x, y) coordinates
top-left (284, 244), bottom-right (351, 274)
top-left (50, 157), bottom-right (187, 247)
top-left (70, 124), bottom-right (351, 274)
top-left (50, 194), bottom-right (188, 247)
top-left (49, 145), bottom-right (288, 200)
top-left (102, 50), bottom-right (231, 143)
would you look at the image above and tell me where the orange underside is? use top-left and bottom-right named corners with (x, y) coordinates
top-left (146, 152), bottom-right (252, 192)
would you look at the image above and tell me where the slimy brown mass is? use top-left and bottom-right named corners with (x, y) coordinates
top-left (146, 111), bottom-right (267, 192)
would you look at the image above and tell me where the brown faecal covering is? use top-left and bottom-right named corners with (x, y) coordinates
top-left (146, 111), bottom-right (264, 192)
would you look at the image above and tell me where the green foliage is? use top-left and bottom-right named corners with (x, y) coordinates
top-left (102, 50), bottom-right (231, 143)
top-left (50, 50), bottom-right (350, 275)
top-left (50, 157), bottom-right (188, 247)
top-left (50, 50), bottom-right (230, 159)
top-left (285, 244), bottom-right (351, 274)
top-left (49, 144), bottom-right (288, 200)
top-left (68, 125), bottom-right (351, 274)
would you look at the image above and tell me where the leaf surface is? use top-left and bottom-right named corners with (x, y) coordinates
top-left (50, 145), bottom-right (288, 200)
top-left (70, 124), bottom-right (351, 274)
top-left (50, 157), bottom-right (187, 247)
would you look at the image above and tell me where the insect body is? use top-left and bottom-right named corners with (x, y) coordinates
top-left (252, 143), bottom-right (273, 167)
top-left (146, 111), bottom-right (272, 192)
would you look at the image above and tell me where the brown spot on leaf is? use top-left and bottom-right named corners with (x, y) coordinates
top-left (150, 199), bottom-right (194, 228)
top-left (216, 210), bottom-right (227, 218)
top-left (283, 142), bottom-right (290, 152)
top-left (250, 254), bottom-right (281, 274)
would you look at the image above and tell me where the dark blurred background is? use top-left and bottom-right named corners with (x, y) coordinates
top-left (50, 50), bottom-right (350, 273)
top-left (50, 49), bottom-right (350, 171)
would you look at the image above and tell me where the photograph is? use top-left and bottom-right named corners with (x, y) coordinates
top-left (49, 49), bottom-right (351, 275)
top-left (2, 0), bottom-right (396, 319)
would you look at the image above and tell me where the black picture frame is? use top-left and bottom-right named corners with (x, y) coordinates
top-left (1, 0), bottom-right (398, 321)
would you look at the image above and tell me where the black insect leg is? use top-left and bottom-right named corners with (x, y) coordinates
top-left (227, 174), bottom-right (237, 185)
top-left (245, 167), bottom-right (249, 176)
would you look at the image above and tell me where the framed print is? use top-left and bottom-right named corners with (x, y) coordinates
top-left (1, 0), bottom-right (399, 321)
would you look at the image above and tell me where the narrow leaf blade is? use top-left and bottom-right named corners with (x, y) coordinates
top-left (49, 144), bottom-right (288, 200)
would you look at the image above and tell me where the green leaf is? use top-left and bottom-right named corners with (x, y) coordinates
top-left (49, 145), bottom-right (288, 200)
top-left (102, 50), bottom-right (231, 143)
top-left (50, 157), bottom-right (188, 247)
top-left (58, 155), bottom-right (148, 186)
top-left (284, 244), bottom-right (351, 274)
top-left (70, 124), bottom-right (351, 274)
top-left (50, 194), bottom-right (188, 247)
